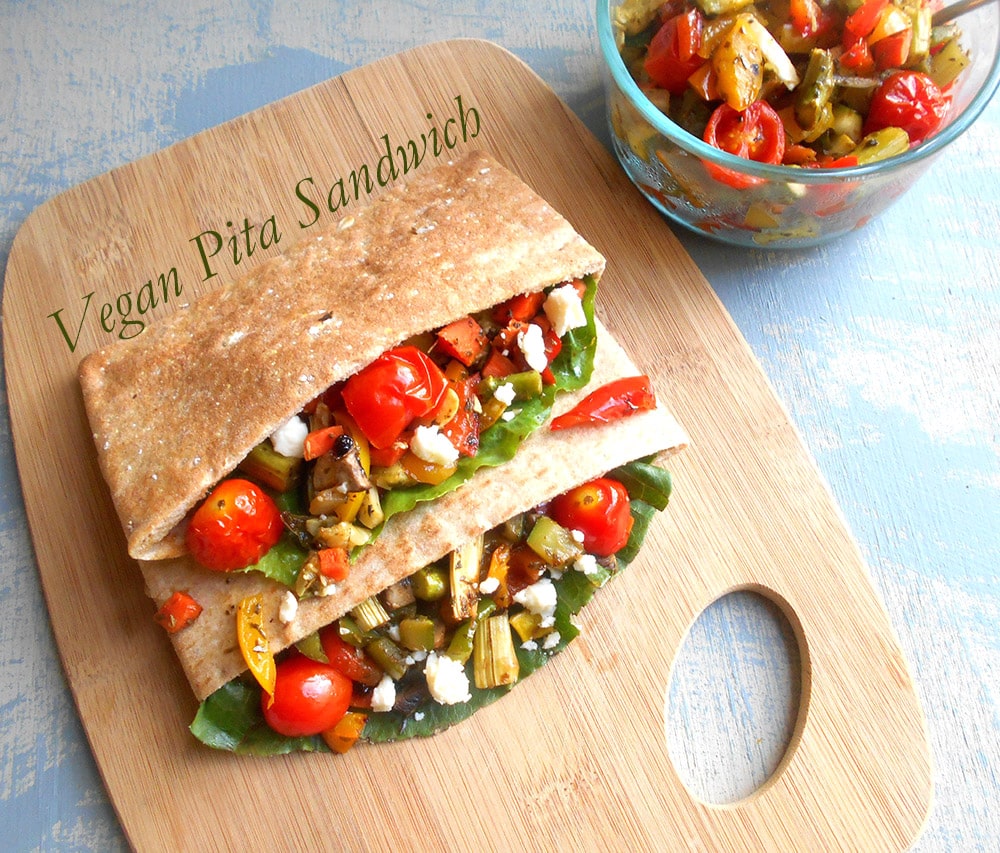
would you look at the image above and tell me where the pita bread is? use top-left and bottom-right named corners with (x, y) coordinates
top-left (79, 151), bottom-right (606, 561)
top-left (143, 324), bottom-right (688, 699)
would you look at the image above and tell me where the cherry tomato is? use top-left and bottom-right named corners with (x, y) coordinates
top-left (341, 346), bottom-right (449, 449)
top-left (549, 478), bottom-right (633, 558)
top-left (864, 71), bottom-right (949, 144)
top-left (262, 654), bottom-right (352, 737)
top-left (644, 10), bottom-right (705, 94)
top-left (703, 101), bottom-right (786, 189)
top-left (550, 375), bottom-right (656, 431)
top-left (185, 479), bottom-right (283, 571)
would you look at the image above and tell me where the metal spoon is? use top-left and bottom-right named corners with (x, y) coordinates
top-left (932, 0), bottom-right (993, 27)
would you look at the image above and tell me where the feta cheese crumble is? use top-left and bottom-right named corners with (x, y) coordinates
top-left (479, 576), bottom-right (500, 595)
top-left (411, 424), bottom-right (460, 467)
top-left (424, 651), bottom-right (472, 705)
top-left (270, 416), bottom-right (308, 458)
top-left (278, 590), bottom-right (298, 624)
top-left (517, 323), bottom-right (548, 373)
top-left (574, 553), bottom-right (600, 577)
top-left (371, 674), bottom-right (397, 713)
top-left (492, 381), bottom-right (516, 406)
top-left (514, 577), bottom-right (557, 628)
top-left (543, 283), bottom-right (587, 337)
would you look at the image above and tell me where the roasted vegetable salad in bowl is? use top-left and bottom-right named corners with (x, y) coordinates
top-left (597, 0), bottom-right (1000, 247)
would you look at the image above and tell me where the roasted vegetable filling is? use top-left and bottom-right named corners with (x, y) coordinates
top-left (190, 459), bottom-right (674, 755)
top-left (183, 276), bottom-right (599, 589)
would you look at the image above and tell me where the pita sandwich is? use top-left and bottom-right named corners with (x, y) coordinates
top-left (77, 151), bottom-right (688, 748)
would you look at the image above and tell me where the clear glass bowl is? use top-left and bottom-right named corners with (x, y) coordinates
top-left (597, 0), bottom-right (1000, 248)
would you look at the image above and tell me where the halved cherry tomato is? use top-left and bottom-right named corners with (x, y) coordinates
top-left (320, 628), bottom-right (384, 687)
top-left (185, 479), bottom-right (284, 571)
top-left (644, 10), bottom-right (705, 94)
top-left (864, 71), bottom-right (949, 143)
top-left (703, 101), bottom-right (786, 189)
top-left (550, 478), bottom-right (633, 558)
top-left (341, 346), bottom-right (449, 449)
top-left (550, 375), bottom-right (657, 431)
top-left (154, 591), bottom-right (202, 634)
top-left (262, 654), bottom-right (352, 737)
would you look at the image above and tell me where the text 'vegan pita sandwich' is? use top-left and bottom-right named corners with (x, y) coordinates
top-left (78, 151), bottom-right (687, 753)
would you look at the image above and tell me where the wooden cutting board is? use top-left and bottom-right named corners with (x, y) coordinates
top-left (3, 40), bottom-right (932, 851)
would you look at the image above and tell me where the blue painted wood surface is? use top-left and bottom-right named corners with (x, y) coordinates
top-left (1, 1), bottom-right (997, 849)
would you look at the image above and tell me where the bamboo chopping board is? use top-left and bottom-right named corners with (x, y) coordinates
top-left (3, 40), bottom-right (931, 851)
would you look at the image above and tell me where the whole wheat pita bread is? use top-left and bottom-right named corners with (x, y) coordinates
top-left (143, 324), bottom-right (688, 700)
top-left (79, 151), bottom-right (606, 561)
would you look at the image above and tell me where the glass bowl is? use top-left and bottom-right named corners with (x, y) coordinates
top-left (597, 0), bottom-right (1000, 248)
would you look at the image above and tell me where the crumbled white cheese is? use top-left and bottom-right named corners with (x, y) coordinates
top-left (493, 382), bottom-right (516, 406)
top-left (411, 424), bottom-right (459, 467)
top-left (543, 284), bottom-right (587, 337)
top-left (574, 553), bottom-right (599, 577)
top-left (371, 674), bottom-right (397, 713)
top-left (542, 631), bottom-right (562, 650)
top-left (500, 409), bottom-right (519, 422)
top-left (517, 323), bottom-right (548, 372)
top-left (270, 416), bottom-right (308, 458)
top-left (479, 576), bottom-right (500, 595)
top-left (521, 639), bottom-right (538, 651)
top-left (514, 577), bottom-right (557, 628)
top-left (570, 529), bottom-right (585, 543)
top-left (424, 651), bottom-right (472, 705)
top-left (278, 591), bottom-right (298, 624)
top-left (514, 576), bottom-right (557, 614)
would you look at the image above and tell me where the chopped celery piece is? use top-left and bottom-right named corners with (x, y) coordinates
top-left (351, 596), bottom-right (390, 632)
top-left (449, 535), bottom-right (483, 621)
top-left (473, 614), bottom-right (520, 689)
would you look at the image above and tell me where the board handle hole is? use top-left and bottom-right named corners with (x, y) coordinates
top-left (664, 588), bottom-right (805, 805)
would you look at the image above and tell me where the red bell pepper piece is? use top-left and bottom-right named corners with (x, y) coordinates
top-left (550, 375), bottom-right (657, 431)
top-left (435, 316), bottom-right (489, 367)
top-left (154, 591), bottom-right (203, 634)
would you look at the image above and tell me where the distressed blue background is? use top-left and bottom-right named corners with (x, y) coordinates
top-left (2, 1), bottom-right (998, 849)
